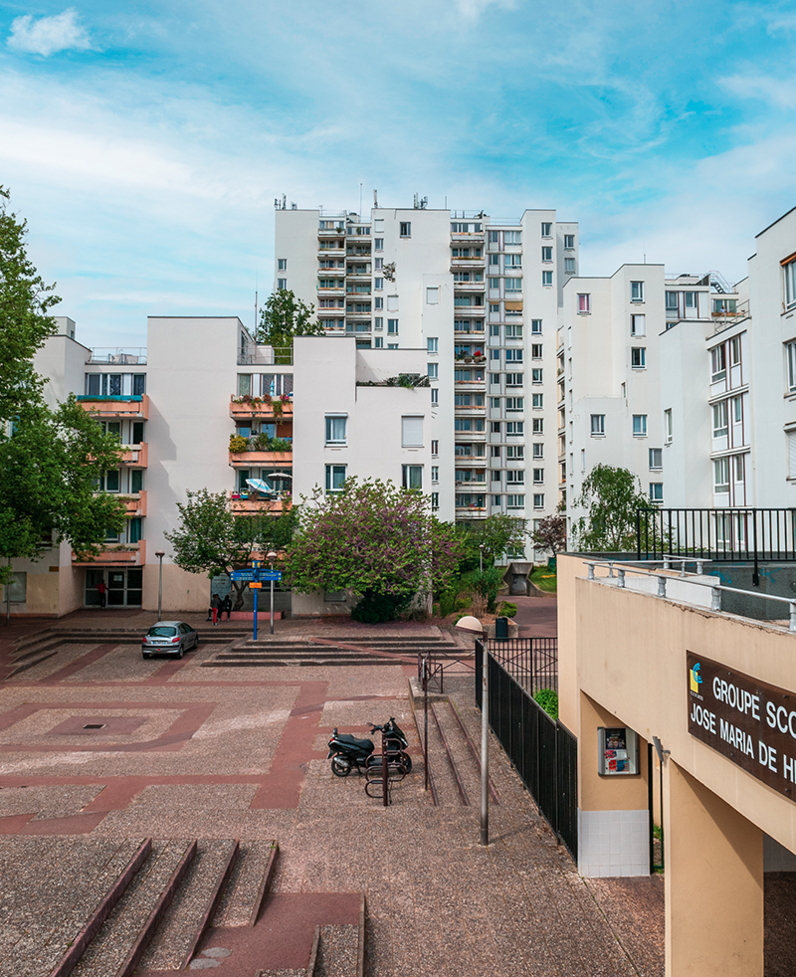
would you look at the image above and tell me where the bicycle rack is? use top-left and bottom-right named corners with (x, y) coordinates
top-left (364, 734), bottom-right (408, 805)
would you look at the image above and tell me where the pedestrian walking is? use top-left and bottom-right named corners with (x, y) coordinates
top-left (220, 594), bottom-right (232, 621)
top-left (97, 580), bottom-right (107, 608)
top-left (210, 593), bottom-right (221, 625)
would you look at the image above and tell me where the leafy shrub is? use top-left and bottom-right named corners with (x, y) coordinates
top-left (350, 590), bottom-right (411, 623)
top-left (229, 434), bottom-right (249, 453)
top-left (496, 601), bottom-right (517, 617)
top-left (534, 688), bottom-right (559, 720)
top-left (461, 566), bottom-right (503, 613)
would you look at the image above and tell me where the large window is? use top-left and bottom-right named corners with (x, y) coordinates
top-left (325, 415), bottom-right (347, 445)
top-left (631, 347), bottom-right (646, 369)
top-left (784, 258), bottom-right (796, 310)
top-left (632, 414), bottom-right (647, 437)
top-left (630, 281), bottom-right (645, 302)
top-left (401, 416), bottom-right (424, 447)
top-left (712, 400), bottom-right (728, 438)
top-left (649, 483), bottom-right (663, 502)
top-left (711, 344), bottom-right (726, 382)
top-left (591, 414), bottom-right (605, 436)
top-left (402, 465), bottom-right (423, 490)
top-left (649, 448), bottom-right (663, 470)
top-left (714, 457), bottom-right (730, 493)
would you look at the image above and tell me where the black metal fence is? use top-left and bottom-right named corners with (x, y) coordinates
top-left (476, 640), bottom-right (577, 858)
top-left (487, 637), bottom-right (558, 696)
top-left (637, 507), bottom-right (796, 564)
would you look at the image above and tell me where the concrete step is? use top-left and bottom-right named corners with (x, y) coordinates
top-left (313, 923), bottom-right (361, 977)
top-left (213, 840), bottom-right (278, 927)
top-left (137, 838), bottom-right (239, 971)
top-left (70, 838), bottom-right (197, 977)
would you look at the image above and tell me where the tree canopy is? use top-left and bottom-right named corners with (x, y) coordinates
top-left (285, 479), bottom-right (461, 621)
top-left (456, 514), bottom-right (527, 571)
top-left (529, 512), bottom-right (567, 555)
top-left (572, 464), bottom-right (652, 551)
top-left (164, 489), bottom-right (296, 607)
top-left (0, 188), bottom-right (126, 584)
top-left (256, 289), bottom-right (324, 363)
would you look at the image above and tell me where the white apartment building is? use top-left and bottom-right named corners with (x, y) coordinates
top-left (5, 317), bottom-right (426, 617)
top-left (274, 200), bottom-right (579, 556)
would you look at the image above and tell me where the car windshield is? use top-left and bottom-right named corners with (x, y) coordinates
top-left (147, 627), bottom-right (177, 637)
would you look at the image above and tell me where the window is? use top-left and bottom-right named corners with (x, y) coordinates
top-left (506, 373), bottom-right (523, 386)
top-left (531, 344), bottom-right (543, 359)
top-left (541, 247), bottom-right (553, 262)
top-left (713, 400), bottom-right (728, 438)
top-left (711, 344), bottom-right (726, 382)
top-left (730, 336), bottom-right (741, 365)
top-left (541, 223), bottom-right (552, 237)
top-left (375, 297), bottom-right (384, 310)
top-left (649, 483), bottom-right (663, 502)
top-left (564, 258), bottom-right (576, 274)
top-left (733, 396), bottom-right (743, 423)
top-left (3, 571), bottom-right (26, 603)
top-left (491, 421), bottom-right (501, 433)
top-left (507, 397), bottom-right (524, 411)
top-left (508, 494), bottom-right (525, 509)
top-left (533, 493), bottom-right (545, 508)
top-left (506, 421), bottom-right (524, 435)
top-left (374, 337), bottom-right (384, 348)
top-left (786, 342), bottom-right (796, 394)
top-left (505, 349), bottom-right (523, 363)
top-left (374, 258), bottom-right (383, 270)
top-left (542, 271), bottom-right (553, 286)
top-left (632, 414), bottom-right (647, 437)
top-left (577, 293), bottom-right (590, 313)
top-left (785, 258), bottom-right (796, 309)
top-left (505, 254), bottom-right (522, 267)
top-left (489, 254), bottom-right (499, 266)
top-left (402, 465), bottom-right (423, 490)
top-left (375, 278), bottom-right (384, 290)
top-left (532, 418), bottom-right (543, 434)
top-left (374, 317), bottom-right (383, 331)
top-left (591, 414), bottom-right (605, 436)
top-left (375, 238), bottom-right (383, 250)
top-left (488, 277), bottom-right (500, 289)
top-left (664, 409), bottom-right (673, 443)
top-left (530, 320), bottom-right (542, 336)
top-left (431, 492), bottom-right (439, 510)
top-left (401, 416), bottom-right (423, 447)
top-left (387, 295), bottom-right (399, 311)
top-left (325, 415), bottom-right (347, 444)
top-left (507, 470), bottom-right (525, 484)
top-left (490, 397), bottom-right (501, 409)
top-left (431, 388), bottom-right (439, 406)
top-left (531, 369), bottom-right (543, 384)
top-left (427, 363), bottom-right (438, 380)
top-left (277, 278), bottom-right (287, 290)
top-left (631, 281), bottom-right (645, 302)
top-left (490, 349), bottom-right (500, 361)
top-left (278, 258), bottom-right (287, 270)
top-left (455, 418), bottom-right (485, 432)
top-left (326, 464), bottom-right (347, 493)
top-left (426, 287), bottom-right (439, 304)
top-left (101, 469), bottom-right (120, 492)
top-left (431, 466), bottom-right (439, 484)
top-left (531, 444), bottom-right (542, 459)
top-left (714, 457), bottom-right (730, 493)
top-left (564, 234), bottom-right (575, 249)
top-left (387, 319), bottom-right (399, 334)
top-left (631, 347), bottom-right (646, 369)
top-left (488, 230), bottom-right (500, 244)
top-left (649, 448), bottom-right (663, 470)
top-left (504, 231), bottom-right (521, 245)
top-left (531, 394), bottom-right (543, 409)
top-left (427, 337), bottom-right (438, 354)
top-left (431, 439), bottom-right (439, 457)
top-left (734, 454), bottom-right (745, 482)
top-left (400, 222), bottom-right (411, 237)
top-left (533, 469), bottom-right (544, 484)
top-left (631, 314), bottom-right (646, 336)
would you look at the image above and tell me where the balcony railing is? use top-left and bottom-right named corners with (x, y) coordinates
top-left (229, 450), bottom-right (293, 465)
top-left (120, 443), bottom-right (148, 467)
top-left (229, 397), bottom-right (293, 419)
top-left (229, 493), bottom-right (292, 515)
top-left (72, 541), bottom-right (146, 566)
top-left (86, 348), bottom-right (147, 365)
top-left (77, 394), bottom-right (149, 420)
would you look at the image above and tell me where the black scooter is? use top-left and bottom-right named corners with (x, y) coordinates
top-left (327, 718), bottom-right (412, 778)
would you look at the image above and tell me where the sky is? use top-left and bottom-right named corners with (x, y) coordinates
top-left (2, 0), bottom-right (796, 349)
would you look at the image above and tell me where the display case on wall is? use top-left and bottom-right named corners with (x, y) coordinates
top-left (598, 726), bottom-right (639, 776)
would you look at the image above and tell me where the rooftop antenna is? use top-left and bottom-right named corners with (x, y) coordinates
top-left (282, 194), bottom-right (286, 210)
top-left (255, 271), bottom-right (259, 333)
top-left (373, 188), bottom-right (378, 208)
top-left (359, 182), bottom-right (363, 217)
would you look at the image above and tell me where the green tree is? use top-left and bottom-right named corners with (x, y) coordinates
top-left (256, 289), bottom-right (324, 363)
top-left (572, 464), bottom-right (652, 551)
top-left (456, 514), bottom-right (527, 571)
top-left (165, 489), bottom-right (296, 608)
top-left (285, 479), bottom-right (461, 622)
top-left (0, 188), bottom-right (126, 584)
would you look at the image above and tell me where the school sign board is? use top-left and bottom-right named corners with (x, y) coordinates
top-left (687, 653), bottom-right (796, 802)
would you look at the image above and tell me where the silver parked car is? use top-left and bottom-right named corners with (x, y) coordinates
top-left (142, 621), bottom-right (199, 659)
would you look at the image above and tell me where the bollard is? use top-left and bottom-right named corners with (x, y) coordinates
top-left (790, 602), bottom-right (796, 633)
top-left (617, 569), bottom-right (625, 588)
top-left (587, 563), bottom-right (595, 580)
top-left (696, 560), bottom-right (705, 575)
top-left (711, 587), bottom-right (721, 612)
top-left (657, 575), bottom-right (667, 598)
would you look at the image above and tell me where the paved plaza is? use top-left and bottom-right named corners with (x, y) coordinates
top-left (0, 607), bottom-right (664, 976)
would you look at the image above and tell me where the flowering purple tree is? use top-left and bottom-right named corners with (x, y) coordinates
top-left (286, 479), bottom-right (461, 621)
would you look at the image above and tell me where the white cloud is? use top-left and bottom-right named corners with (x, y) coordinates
top-left (7, 8), bottom-right (90, 57)
top-left (455, 0), bottom-right (518, 21)
top-left (720, 72), bottom-right (796, 110)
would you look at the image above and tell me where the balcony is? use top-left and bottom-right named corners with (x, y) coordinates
top-left (454, 281), bottom-right (485, 292)
top-left (120, 443), bottom-right (148, 467)
top-left (77, 394), bottom-right (149, 420)
top-left (230, 493), bottom-right (292, 515)
top-left (228, 450), bottom-right (292, 466)
top-left (318, 226), bottom-right (345, 238)
top-left (450, 256), bottom-right (485, 270)
top-left (317, 243), bottom-right (346, 257)
top-left (230, 397), bottom-right (293, 421)
top-left (453, 305), bottom-right (486, 317)
top-left (72, 541), bottom-right (146, 567)
top-left (317, 284), bottom-right (346, 296)
top-left (450, 231), bottom-right (485, 243)
top-left (86, 348), bottom-right (147, 365)
top-left (456, 506), bottom-right (487, 519)
top-left (121, 492), bottom-right (147, 517)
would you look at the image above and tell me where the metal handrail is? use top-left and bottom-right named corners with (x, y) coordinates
top-left (584, 559), bottom-right (796, 632)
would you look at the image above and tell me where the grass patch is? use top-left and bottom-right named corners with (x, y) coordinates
top-left (530, 567), bottom-right (557, 593)
top-left (533, 688), bottom-right (559, 720)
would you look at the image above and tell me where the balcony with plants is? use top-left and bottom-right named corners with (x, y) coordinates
top-left (228, 431), bottom-right (293, 466)
top-left (229, 393), bottom-right (293, 420)
top-left (77, 394), bottom-right (150, 419)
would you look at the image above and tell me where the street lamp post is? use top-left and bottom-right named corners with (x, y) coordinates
top-left (267, 550), bottom-right (278, 634)
top-left (155, 551), bottom-right (165, 621)
top-left (479, 543), bottom-right (485, 573)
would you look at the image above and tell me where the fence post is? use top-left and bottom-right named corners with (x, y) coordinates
top-left (587, 563), bottom-right (595, 580)
top-left (617, 569), bottom-right (625, 588)
top-left (711, 587), bottom-right (721, 612)
top-left (790, 602), bottom-right (796, 633)
top-left (480, 643), bottom-right (489, 847)
top-left (696, 560), bottom-right (705, 575)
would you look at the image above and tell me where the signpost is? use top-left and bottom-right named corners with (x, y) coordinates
top-left (230, 567), bottom-right (283, 642)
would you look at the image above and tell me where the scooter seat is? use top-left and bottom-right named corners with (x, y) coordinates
top-left (335, 734), bottom-right (374, 751)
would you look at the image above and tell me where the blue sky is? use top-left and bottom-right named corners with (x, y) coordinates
top-left (2, 0), bottom-right (796, 349)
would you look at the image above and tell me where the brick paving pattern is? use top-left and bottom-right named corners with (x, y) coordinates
top-left (0, 610), bottom-right (665, 976)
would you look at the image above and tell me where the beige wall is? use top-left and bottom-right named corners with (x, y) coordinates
top-left (141, 563), bottom-right (213, 614)
top-left (579, 692), bottom-right (649, 812)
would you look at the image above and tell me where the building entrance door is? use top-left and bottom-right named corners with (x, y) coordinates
top-left (85, 568), bottom-right (143, 607)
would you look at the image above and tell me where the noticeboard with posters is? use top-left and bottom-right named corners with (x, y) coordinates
top-left (599, 726), bottom-right (639, 776)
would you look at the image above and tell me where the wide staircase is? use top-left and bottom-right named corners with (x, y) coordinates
top-left (202, 632), bottom-right (469, 668)
top-left (3, 836), bottom-right (364, 977)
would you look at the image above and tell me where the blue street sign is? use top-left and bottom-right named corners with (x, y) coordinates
top-left (259, 570), bottom-right (282, 582)
top-left (230, 569), bottom-right (281, 582)
top-left (251, 560), bottom-right (263, 569)
top-left (230, 570), bottom-right (256, 582)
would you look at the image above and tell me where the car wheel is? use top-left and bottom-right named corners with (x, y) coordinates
top-left (194, 636), bottom-right (200, 648)
top-left (142, 652), bottom-right (151, 659)
top-left (177, 645), bottom-right (184, 659)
